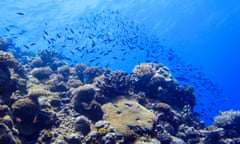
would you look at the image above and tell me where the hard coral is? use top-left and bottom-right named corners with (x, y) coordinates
top-left (46, 75), bottom-right (68, 92)
top-left (71, 84), bottom-right (103, 121)
top-left (133, 63), bottom-right (162, 79)
top-left (11, 98), bottom-right (40, 135)
top-left (31, 67), bottom-right (52, 81)
top-left (82, 66), bottom-right (109, 84)
top-left (57, 65), bottom-right (71, 81)
top-left (0, 105), bottom-right (21, 144)
top-left (95, 71), bottom-right (137, 97)
top-left (36, 49), bottom-right (65, 70)
top-left (214, 110), bottom-right (240, 138)
top-left (75, 115), bottom-right (91, 135)
top-left (133, 63), bottom-right (176, 97)
top-left (0, 123), bottom-right (21, 144)
top-left (0, 51), bottom-right (19, 103)
top-left (0, 50), bottom-right (18, 68)
top-left (133, 63), bottom-right (195, 110)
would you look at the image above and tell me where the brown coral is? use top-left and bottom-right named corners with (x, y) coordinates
top-left (11, 98), bottom-right (40, 135)
top-left (0, 51), bottom-right (18, 68)
top-left (82, 66), bottom-right (109, 83)
top-left (71, 84), bottom-right (103, 121)
top-left (133, 63), bottom-right (161, 79)
top-left (31, 67), bottom-right (52, 81)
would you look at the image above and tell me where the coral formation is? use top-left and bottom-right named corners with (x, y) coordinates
top-left (11, 97), bottom-right (40, 136)
top-left (0, 104), bottom-right (21, 144)
top-left (102, 97), bottom-right (157, 134)
top-left (30, 49), bottom-right (66, 73)
top-left (82, 66), bottom-right (109, 83)
top-left (0, 46), bottom-right (238, 143)
top-left (0, 51), bottom-right (18, 68)
top-left (0, 51), bottom-right (21, 104)
top-left (133, 63), bottom-right (196, 109)
top-left (213, 110), bottom-right (240, 139)
top-left (75, 115), bottom-right (91, 135)
top-left (31, 67), bottom-right (52, 80)
top-left (71, 84), bottom-right (103, 121)
top-left (94, 71), bottom-right (137, 97)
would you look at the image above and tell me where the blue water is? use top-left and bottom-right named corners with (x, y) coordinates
top-left (1, 0), bottom-right (239, 126)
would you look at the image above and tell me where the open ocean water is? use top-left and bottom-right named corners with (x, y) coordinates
top-left (0, 0), bottom-right (240, 143)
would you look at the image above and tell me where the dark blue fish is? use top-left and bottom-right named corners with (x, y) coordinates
top-left (95, 62), bottom-right (100, 66)
top-left (67, 37), bottom-right (74, 40)
top-left (16, 12), bottom-right (25, 15)
top-left (50, 38), bottom-right (56, 42)
top-left (70, 28), bottom-right (74, 34)
top-left (89, 59), bottom-right (95, 63)
top-left (23, 45), bottom-right (29, 49)
top-left (42, 35), bottom-right (46, 40)
top-left (43, 30), bottom-right (49, 36)
top-left (5, 27), bottom-right (10, 32)
top-left (56, 33), bottom-right (61, 38)
top-left (30, 42), bottom-right (36, 46)
top-left (70, 50), bottom-right (75, 54)
top-left (105, 64), bottom-right (110, 68)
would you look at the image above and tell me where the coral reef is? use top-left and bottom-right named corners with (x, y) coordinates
top-left (94, 71), bottom-right (137, 97)
top-left (133, 63), bottom-right (196, 109)
top-left (31, 66), bottom-right (52, 81)
top-left (75, 115), bottom-right (91, 135)
top-left (0, 105), bottom-right (21, 144)
top-left (0, 51), bottom-right (24, 104)
top-left (71, 84), bottom-right (103, 121)
top-left (0, 47), bottom-right (238, 143)
top-left (11, 97), bottom-right (41, 136)
top-left (31, 49), bottom-right (66, 71)
top-left (102, 97), bottom-right (157, 134)
top-left (0, 50), bottom-right (18, 68)
top-left (205, 110), bottom-right (240, 143)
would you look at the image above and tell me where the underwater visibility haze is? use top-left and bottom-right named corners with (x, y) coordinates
top-left (0, 0), bottom-right (240, 143)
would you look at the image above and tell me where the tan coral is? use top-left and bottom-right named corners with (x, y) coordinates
top-left (11, 98), bottom-right (40, 135)
top-left (0, 51), bottom-right (18, 68)
top-left (31, 66), bottom-right (52, 81)
top-left (133, 63), bottom-right (163, 78)
top-left (102, 97), bottom-right (157, 134)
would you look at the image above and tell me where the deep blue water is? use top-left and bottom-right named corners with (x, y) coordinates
top-left (1, 0), bottom-right (239, 126)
